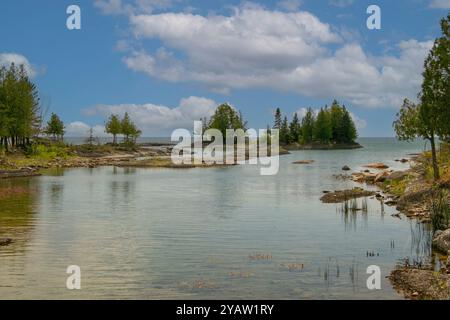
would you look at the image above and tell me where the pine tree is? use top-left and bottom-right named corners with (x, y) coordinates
top-left (329, 100), bottom-right (345, 143)
top-left (301, 108), bottom-right (315, 144)
top-left (105, 114), bottom-right (122, 145)
top-left (314, 107), bottom-right (332, 144)
top-left (45, 113), bottom-right (65, 141)
top-left (273, 108), bottom-right (282, 130)
top-left (341, 107), bottom-right (357, 143)
top-left (280, 116), bottom-right (290, 145)
top-left (289, 112), bottom-right (301, 143)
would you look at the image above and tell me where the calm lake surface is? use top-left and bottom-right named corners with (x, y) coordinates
top-left (0, 138), bottom-right (435, 299)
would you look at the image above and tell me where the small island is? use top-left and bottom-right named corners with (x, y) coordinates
top-left (271, 100), bottom-right (362, 150)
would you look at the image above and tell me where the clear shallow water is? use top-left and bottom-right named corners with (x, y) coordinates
top-left (0, 138), bottom-right (434, 299)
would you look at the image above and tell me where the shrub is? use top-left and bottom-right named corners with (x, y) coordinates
top-left (431, 190), bottom-right (450, 231)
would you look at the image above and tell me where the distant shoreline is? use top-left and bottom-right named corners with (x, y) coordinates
top-left (284, 142), bottom-right (363, 150)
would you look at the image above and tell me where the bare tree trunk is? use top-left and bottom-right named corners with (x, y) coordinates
top-left (429, 136), bottom-right (440, 180)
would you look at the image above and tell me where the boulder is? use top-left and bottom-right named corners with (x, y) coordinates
top-left (342, 165), bottom-right (351, 171)
top-left (386, 171), bottom-right (408, 181)
top-left (375, 171), bottom-right (390, 183)
top-left (432, 229), bottom-right (450, 254)
top-left (365, 163), bottom-right (389, 169)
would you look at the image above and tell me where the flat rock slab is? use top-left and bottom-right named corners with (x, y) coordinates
top-left (320, 188), bottom-right (376, 203)
top-left (293, 160), bottom-right (315, 164)
top-left (364, 163), bottom-right (389, 169)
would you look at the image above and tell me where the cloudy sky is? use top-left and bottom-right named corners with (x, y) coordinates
top-left (0, 0), bottom-right (449, 136)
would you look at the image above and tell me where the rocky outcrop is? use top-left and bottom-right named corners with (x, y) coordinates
top-left (364, 163), bottom-right (389, 169)
top-left (432, 229), bottom-right (450, 254)
top-left (342, 165), bottom-right (351, 171)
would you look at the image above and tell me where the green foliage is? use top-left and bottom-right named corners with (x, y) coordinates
top-left (289, 112), bottom-right (301, 143)
top-left (301, 108), bottom-right (315, 144)
top-left (0, 63), bottom-right (41, 149)
top-left (207, 103), bottom-right (246, 139)
top-left (105, 114), bottom-right (122, 144)
top-left (273, 107), bottom-right (282, 130)
top-left (121, 112), bottom-right (141, 144)
top-left (44, 113), bottom-right (65, 141)
top-left (314, 107), bottom-right (332, 143)
top-left (280, 116), bottom-right (290, 145)
top-left (394, 15), bottom-right (450, 180)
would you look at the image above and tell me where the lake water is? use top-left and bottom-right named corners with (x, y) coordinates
top-left (0, 138), bottom-right (435, 299)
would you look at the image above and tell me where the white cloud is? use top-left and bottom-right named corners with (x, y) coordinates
top-left (83, 96), bottom-right (217, 135)
top-left (123, 5), bottom-right (433, 108)
top-left (429, 0), bottom-right (450, 9)
top-left (66, 122), bottom-right (107, 137)
top-left (0, 53), bottom-right (36, 77)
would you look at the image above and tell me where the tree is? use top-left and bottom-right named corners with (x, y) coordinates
top-left (341, 106), bottom-right (357, 143)
top-left (280, 116), bottom-right (290, 145)
top-left (394, 15), bottom-right (450, 180)
top-left (301, 108), bottom-right (315, 144)
top-left (121, 112), bottom-right (141, 143)
top-left (105, 114), bottom-right (122, 144)
top-left (314, 107), bottom-right (332, 143)
top-left (45, 113), bottom-right (64, 141)
top-left (273, 108), bottom-right (282, 130)
top-left (289, 112), bottom-right (301, 143)
top-left (329, 100), bottom-right (345, 143)
top-left (0, 63), bottom-right (41, 149)
top-left (208, 103), bottom-right (246, 139)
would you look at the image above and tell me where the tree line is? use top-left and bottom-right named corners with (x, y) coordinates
top-left (0, 63), bottom-right (41, 149)
top-left (273, 100), bottom-right (357, 145)
top-left (394, 14), bottom-right (449, 180)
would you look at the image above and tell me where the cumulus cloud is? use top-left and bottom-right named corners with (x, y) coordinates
top-left (83, 96), bottom-right (217, 135)
top-left (0, 53), bottom-right (36, 77)
top-left (429, 0), bottom-right (450, 9)
top-left (123, 5), bottom-right (432, 108)
top-left (66, 122), bottom-right (107, 137)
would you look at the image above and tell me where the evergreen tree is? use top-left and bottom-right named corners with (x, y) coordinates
top-left (314, 107), bottom-right (332, 143)
top-left (341, 107), bottom-right (357, 143)
top-left (0, 63), bottom-right (41, 149)
top-left (273, 108), bottom-right (282, 130)
top-left (121, 112), bottom-right (141, 143)
top-left (45, 113), bottom-right (65, 141)
top-left (105, 114), bottom-right (122, 144)
top-left (289, 112), bottom-right (301, 143)
top-left (329, 100), bottom-right (345, 143)
top-left (301, 108), bottom-right (315, 144)
top-left (280, 116), bottom-right (290, 145)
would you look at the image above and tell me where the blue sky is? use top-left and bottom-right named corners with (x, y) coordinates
top-left (0, 0), bottom-right (449, 137)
